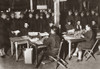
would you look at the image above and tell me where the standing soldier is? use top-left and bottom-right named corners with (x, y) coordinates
top-left (66, 10), bottom-right (74, 26)
top-left (0, 12), bottom-right (10, 57)
top-left (27, 13), bottom-right (36, 31)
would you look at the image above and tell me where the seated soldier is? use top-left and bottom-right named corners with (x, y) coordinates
top-left (91, 21), bottom-right (98, 35)
top-left (75, 21), bottom-right (83, 31)
top-left (43, 26), bottom-right (60, 57)
top-left (65, 21), bottom-right (75, 34)
top-left (19, 23), bottom-right (30, 36)
top-left (73, 24), bottom-right (96, 62)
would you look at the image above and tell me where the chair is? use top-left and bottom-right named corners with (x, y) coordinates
top-left (48, 39), bottom-right (68, 69)
top-left (36, 39), bottom-right (68, 69)
top-left (83, 39), bottom-right (99, 61)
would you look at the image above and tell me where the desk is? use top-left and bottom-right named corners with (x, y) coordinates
top-left (30, 40), bottom-right (46, 67)
top-left (63, 35), bottom-right (83, 59)
top-left (10, 37), bottom-right (29, 61)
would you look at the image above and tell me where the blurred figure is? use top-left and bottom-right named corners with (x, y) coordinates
top-left (91, 10), bottom-right (95, 16)
top-left (46, 13), bottom-right (52, 33)
top-left (10, 11), bottom-right (23, 36)
top-left (86, 11), bottom-right (91, 24)
top-left (90, 10), bottom-right (96, 21)
top-left (27, 13), bottom-right (36, 31)
top-left (19, 23), bottom-right (30, 36)
top-left (65, 21), bottom-right (75, 33)
top-left (20, 13), bottom-right (27, 30)
top-left (95, 12), bottom-right (99, 23)
top-left (74, 10), bottom-right (80, 25)
top-left (73, 24), bottom-right (95, 62)
top-left (14, 11), bottom-right (21, 30)
top-left (39, 14), bottom-right (46, 32)
top-left (10, 12), bottom-right (15, 19)
top-left (43, 26), bottom-right (60, 57)
top-left (35, 14), bottom-right (40, 32)
top-left (10, 12), bottom-right (15, 36)
top-left (20, 13), bottom-right (24, 19)
top-left (80, 11), bottom-right (87, 28)
top-left (75, 21), bottom-right (82, 31)
top-left (0, 12), bottom-right (10, 57)
top-left (66, 10), bottom-right (74, 24)
top-left (91, 21), bottom-right (98, 37)
top-left (91, 21), bottom-right (98, 30)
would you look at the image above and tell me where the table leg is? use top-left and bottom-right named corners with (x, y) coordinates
top-left (68, 41), bottom-right (71, 59)
top-left (11, 41), bottom-right (14, 56)
top-left (15, 42), bottom-right (18, 61)
top-left (36, 46), bottom-right (38, 65)
top-left (27, 41), bottom-right (29, 48)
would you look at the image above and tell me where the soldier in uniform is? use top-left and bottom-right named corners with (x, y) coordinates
top-left (74, 10), bottom-right (81, 26)
top-left (45, 13), bottom-right (52, 33)
top-left (66, 10), bottom-right (74, 25)
top-left (38, 14), bottom-right (46, 32)
top-left (35, 14), bottom-right (40, 32)
top-left (86, 11), bottom-right (91, 24)
top-left (0, 12), bottom-right (10, 57)
top-left (27, 13), bottom-right (36, 32)
top-left (80, 11), bottom-right (87, 29)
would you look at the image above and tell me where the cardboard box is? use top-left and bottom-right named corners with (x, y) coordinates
top-left (23, 48), bottom-right (33, 64)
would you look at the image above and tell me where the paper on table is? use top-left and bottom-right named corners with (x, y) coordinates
top-left (22, 36), bottom-right (30, 39)
top-left (34, 40), bottom-right (43, 45)
top-left (28, 32), bottom-right (38, 36)
top-left (63, 35), bottom-right (81, 39)
top-left (39, 32), bottom-right (49, 36)
top-left (67, 29), bottom-right (75, 35)
top-left (29, 38), bottom-right (39, 42)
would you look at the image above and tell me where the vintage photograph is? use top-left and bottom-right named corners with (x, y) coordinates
top-left (0, 0), bottom-right (100, 69)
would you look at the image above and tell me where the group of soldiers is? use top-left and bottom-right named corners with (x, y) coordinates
top-left (60, 10), bottom-right (100, 32)
top-left (0, 9), bottom-right (54, 36)
top-left (0, 9), bottom-right (54, 57)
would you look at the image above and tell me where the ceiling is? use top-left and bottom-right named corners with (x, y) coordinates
top-left (0, 0), bottom-right (99, 11)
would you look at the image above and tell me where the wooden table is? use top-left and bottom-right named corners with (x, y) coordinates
top-left (63, 35), bottom-right (84, 59)
top-left (10, 33), bottom-right (49, 62)
top-left (10, 36), bottom-right (29, 61)
top-left (30, 40), bottom-right (47, 67)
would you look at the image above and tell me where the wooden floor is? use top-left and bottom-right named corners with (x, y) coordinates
top-left (0, 50), bottom-right (100, 69)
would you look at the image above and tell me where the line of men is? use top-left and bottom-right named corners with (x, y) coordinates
top-left (9, 10), bottom-right (54, 36)
top-left (0, 10), bottom-right (54, 57)
top-left (60, 10), bottom-right (100, 61)
top-left (60, 10), bottom-right (100, 32)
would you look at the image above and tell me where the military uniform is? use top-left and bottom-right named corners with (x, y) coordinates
top-left (0, 18), bottom-right (10, 50)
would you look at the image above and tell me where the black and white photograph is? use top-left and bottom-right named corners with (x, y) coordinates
top-left (0, 0), bottom-right (100, 69)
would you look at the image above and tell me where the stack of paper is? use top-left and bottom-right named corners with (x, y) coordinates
top-left (28, 32), bottom-right (38, 36)
top-left (39, 32), bottom-right (49, 36)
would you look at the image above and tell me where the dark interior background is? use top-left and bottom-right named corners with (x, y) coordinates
top-left (0, 0), bottom-right (100, 11)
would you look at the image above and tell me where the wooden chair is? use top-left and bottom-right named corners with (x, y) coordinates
top-left (83, 39), bottom-right (98, 61)
top-left (48, 39), bottom-right (68, 69)
top-left (37, 39), bottom-right (68, 69)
